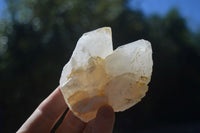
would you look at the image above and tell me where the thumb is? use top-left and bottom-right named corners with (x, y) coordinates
top-left (92, 105), bottom-right (115, 133)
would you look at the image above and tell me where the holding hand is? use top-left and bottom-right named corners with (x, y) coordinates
top-left (17, 87), bottom-right (115, 133)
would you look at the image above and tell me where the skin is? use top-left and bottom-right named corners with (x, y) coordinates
top-left (17, 87), bottom-right (115, 133)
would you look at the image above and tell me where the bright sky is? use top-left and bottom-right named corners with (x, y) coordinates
top-left (128, 0), bottom-right (200, 32)
top-left (0, 0), bottom-right (200, 32)
top-left (0, 0), bottom-right (6, 19)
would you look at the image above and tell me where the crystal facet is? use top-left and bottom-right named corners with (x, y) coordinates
top-left (59, 27), bottom-right (153, 122)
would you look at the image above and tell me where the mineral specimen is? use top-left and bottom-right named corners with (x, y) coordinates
top-left (59, 27), bottom-right (153, 122)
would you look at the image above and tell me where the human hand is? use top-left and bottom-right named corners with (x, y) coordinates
top-left (17, 87), bottom-right (115, 133)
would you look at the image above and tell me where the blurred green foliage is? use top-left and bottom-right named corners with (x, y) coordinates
top-left (0, 0), bottom-right (200, 132)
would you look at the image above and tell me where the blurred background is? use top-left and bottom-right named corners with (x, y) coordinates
top-left (0, 0), bottom-right (200, 132)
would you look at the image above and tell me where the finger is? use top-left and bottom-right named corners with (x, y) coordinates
top-left (92, 105), bottom-right (115, 133)
top-left (17, 87), bottom-right (68, 133)
top-left (56, 110), bottom-right (86, 133)
top-left (83, 119), bottom-right (95, 133)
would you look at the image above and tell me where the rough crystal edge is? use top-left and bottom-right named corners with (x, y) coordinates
top-left (83, 27), bottom-right (112, 36)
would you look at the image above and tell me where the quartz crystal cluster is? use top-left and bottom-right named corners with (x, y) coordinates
top-left (59, 27), bottom-right (153, 122)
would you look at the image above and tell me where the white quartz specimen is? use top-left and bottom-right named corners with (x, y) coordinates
top-left (59, 27), bottom-right (153, 122)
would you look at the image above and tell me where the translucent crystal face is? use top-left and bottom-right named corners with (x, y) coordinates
top-left (59, 27), bottom-right (153, 122)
